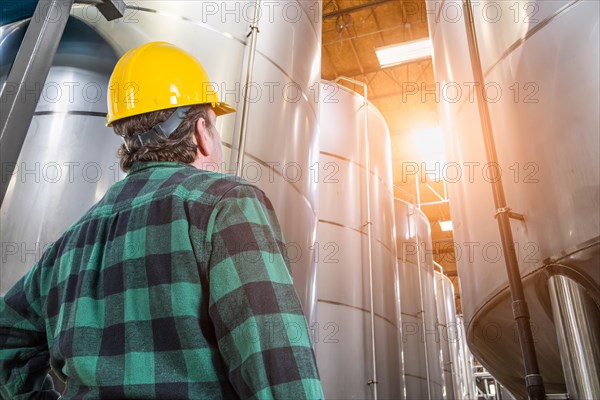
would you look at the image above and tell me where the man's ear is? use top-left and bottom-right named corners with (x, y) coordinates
top-left (194, 117), bottom-right (212, 157)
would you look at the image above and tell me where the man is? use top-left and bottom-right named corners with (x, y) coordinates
top-left (0, 42), bottom-right (323, 399)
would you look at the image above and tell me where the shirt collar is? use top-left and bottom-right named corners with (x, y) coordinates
top-left (127, 161), bottom-right (194, 175)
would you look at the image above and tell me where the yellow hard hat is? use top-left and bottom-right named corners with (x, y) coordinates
top-left (106, 41), bottom-right (236, 125)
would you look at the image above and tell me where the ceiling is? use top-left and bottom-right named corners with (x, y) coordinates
top-left (320, 0), bottom-right (461, 311)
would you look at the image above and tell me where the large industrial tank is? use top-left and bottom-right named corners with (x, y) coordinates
top-left (434, 268), bottom-right (460, 399)
top-left (1, 1), bottom-right (323, 333)
top-left (316, 81), bottom-right (403, 399)
top-left (426, 0), bottom-right (600, 397)
top-left (395, 199), bottom-right (445, 399)
top-left (0, 17), bottom-right (123, 294)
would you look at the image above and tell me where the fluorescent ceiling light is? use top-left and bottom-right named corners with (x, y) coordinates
top-left (439, 220), bottom-right (453, 232)
top-left (376, 38), bottom-right (432, 68)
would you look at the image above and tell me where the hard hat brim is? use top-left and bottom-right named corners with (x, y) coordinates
top-left (212, 102), bottom-right (236, 116)
top-left (107, 101), bottom-right (237, 126)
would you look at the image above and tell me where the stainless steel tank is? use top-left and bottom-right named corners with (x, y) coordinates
top-left (2, 1), bottom-right (323, 334)
top-left (434, 268), bottom-right (461, 399)
top-left (316, 82), bottom-right (403, 399)
top-left (426, 0), bottom-right (600, 397)
top-left (0, 18), bottom-right (123, 294)
top-left (73, 0), bottom-right (321, 334)
top-left (394, 199), bottom-right (444, 399)
top-left (456, 315), bottom-right (477, 400)
top-left (434, 263), bottom-right (468, 399)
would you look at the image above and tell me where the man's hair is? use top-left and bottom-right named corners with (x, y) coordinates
top-left (112, 104), bottom-right (213, 172)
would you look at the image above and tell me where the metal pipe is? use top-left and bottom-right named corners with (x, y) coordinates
top-left (95, 0), bottom-right (126, 21)
top-left (484, 378), bottom-right (491, 399)
top-left (323, 0), bottom-right (397, 19)
top-left (443, 179), bottom-right (447, 200)
top-left (497, 380), bottom-right (503, 400)
top-left (334, 76), bottom-right (377, 399)
top-left (393, 190), bottom-right (414, 206)
top-left (415, 173), bottom-right (421, 209)
top-left (235, 0), bottom-right (260, 177)
top-left (420, 200), bottom-right (450, 207)
top-left (547, 274), bottom-right (600, 399)
top-left (0, 0), bottom-right (75, 206)
top-left (425, 182), bottom-right (445, 202)
top-left (461, 1), bottom-right (545, 398)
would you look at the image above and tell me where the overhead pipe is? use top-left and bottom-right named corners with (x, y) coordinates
top-left (461, 1), bottom-right (546, 398)
top-left (334, 76), bottom-right (377, 399)
top-left (323, 0), bottom-right (397, 19)
top-left (235, 0), bottom-right (261, 177)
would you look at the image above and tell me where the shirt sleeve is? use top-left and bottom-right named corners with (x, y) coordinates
top-left (0, 263), bottom-right (60, 400)
top-left (206, 184), bottom-right (323, 400)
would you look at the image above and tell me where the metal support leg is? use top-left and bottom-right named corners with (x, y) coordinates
top-left (96, 0), bottom-right (126, 21)
top-left (0, 0), bottom-right (75, 206)
top-left (548, 275), bottom-right (600, 400)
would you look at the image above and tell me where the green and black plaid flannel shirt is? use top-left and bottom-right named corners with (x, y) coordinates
top-left (0, 161), bottom-right (323, 399)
